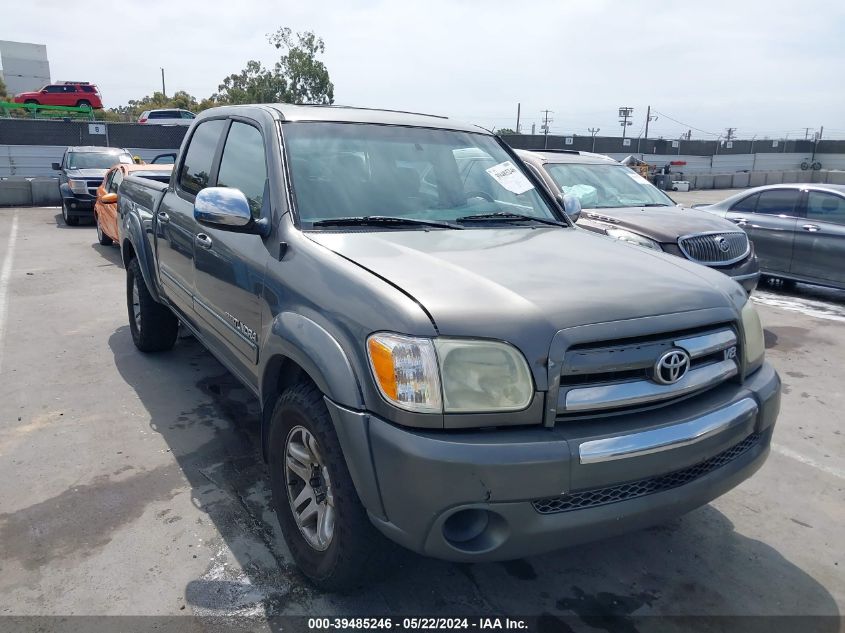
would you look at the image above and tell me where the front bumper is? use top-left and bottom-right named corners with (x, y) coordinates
top-left (326, 361), bottom-right (780, 562)
top-left (61, 196), bottom-right (95, 218)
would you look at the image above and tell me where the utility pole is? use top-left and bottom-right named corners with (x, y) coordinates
top-left (588, 127), bottom-right (600, 152)
top-left (643, 105), bottom-right (658, 140)
top-left (818, 125), bottom-right (824, 140)
top-left (161, 68), bottom-right (166, 98)
top-left (804, 127), bottom-right (812, 140)
top-left (531, 123), bottom-right (536, 135)
top-left (516, 103), bottom-right (521, 134)
top-left (618, 107), bottom-right (634, 141)
top-left (725, 127), bottom-right (736, 143)
top-left (541, 109), bottom-right (554, 149)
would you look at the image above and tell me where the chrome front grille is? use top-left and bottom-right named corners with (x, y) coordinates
top-left (86, 179), bottom-right (102, 196)
top-left (678, 231), bottom-right (750, 266)
top-left (556, 326), bottom-right (740, 418)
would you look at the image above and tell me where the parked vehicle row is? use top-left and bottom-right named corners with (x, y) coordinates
top-left (53, 147), bottom-right (134, 226)
top-left (94, 164), bottom-right (173, 245)
top-left (112, 104), bottom-right (780, 591)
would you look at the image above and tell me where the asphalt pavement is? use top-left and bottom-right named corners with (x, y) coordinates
top-left (0, 206), bottom-right (842, 629)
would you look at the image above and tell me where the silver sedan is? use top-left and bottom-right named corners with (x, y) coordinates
top-left (697, 183), bottom-right (845, 290)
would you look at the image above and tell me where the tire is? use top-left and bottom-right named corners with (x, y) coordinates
top-left (62, 201), bottom-right (79, 226)
top-left (812, 161), bottom-right (822, 171)
top-left (126, 257), bottom-right (178, 352)
top-left (96, 213), bottom-right (113, 245)
top-left (76, 100), bottom-right (91, 109)
top-left (268, 381), bottom-right (393, 592)
top-left (800, 161), bottom-right (810, 171)
top-left (24, 99), bottom-right (38, 105)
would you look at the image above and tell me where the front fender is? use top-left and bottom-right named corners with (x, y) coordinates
top-left (261, 312), bottom-right (364, 409)
top-left (59, 183), bottom-right (73, 199)
top-left (121, 211), bottom-right (162, 303)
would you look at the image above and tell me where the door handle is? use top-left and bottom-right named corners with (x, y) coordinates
top-left (195, 233), bottom-right (213, 249)
top-left (802, 224), bottom-right (820, 232)
top-left (732, 217), bottom-right (749, 227)
top-left (157, 211), bottom-right (170, 224)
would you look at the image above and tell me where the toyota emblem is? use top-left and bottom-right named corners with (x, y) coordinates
top-left (654, 349), bottom-right (691, 385)
top-left (714, 236), bottom-right (731, 253)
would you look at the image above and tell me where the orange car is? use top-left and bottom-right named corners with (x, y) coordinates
top-left (94, 163), bottom-right (173, 245)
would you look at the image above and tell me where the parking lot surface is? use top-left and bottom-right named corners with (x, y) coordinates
top-left (0, 207), bottom-right (842, 626)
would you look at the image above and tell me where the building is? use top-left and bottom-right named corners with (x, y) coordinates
top-left (0, 40), bottom-right (51, 96)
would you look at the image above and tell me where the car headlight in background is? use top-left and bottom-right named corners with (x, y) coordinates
top-left (68, 179), bottom-right (88, 195)
top-left (605, 228), bottom-right (662, 250)
top-left (740, 299), bottom-right (765, 373)
top-left (367, 333), bottom-right (534, 414)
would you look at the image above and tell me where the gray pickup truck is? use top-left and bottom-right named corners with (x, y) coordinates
top-left (118, 104), bottom-right (780, 591)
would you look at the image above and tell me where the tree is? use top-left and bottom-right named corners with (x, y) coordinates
top-left (216, 60), bottom-right (287, 105)
top-left (496, 128), bottom-right (517, 135)
top-left (268, 28), bottom-right (334, 104)
top-left (0, 76), bottom-right (7, 100)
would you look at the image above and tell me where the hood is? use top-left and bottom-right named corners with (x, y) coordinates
top-left (65, 168), bottom-right (109, 179)
top-left (579, 206), bottom-right (739, 243)
top-left (308, 227), bottom-right (745, 375)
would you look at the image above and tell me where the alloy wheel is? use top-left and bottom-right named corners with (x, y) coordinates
top-left (285, 425), bottom-right (335, 551)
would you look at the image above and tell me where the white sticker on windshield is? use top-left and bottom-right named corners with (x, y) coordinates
top-left (628, 172), bottom-right (651, 185)
top-left (485, 161), bottom-right (534, 195)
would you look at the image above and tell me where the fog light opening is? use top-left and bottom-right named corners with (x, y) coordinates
top-left (441, 508), bottom-right (509, 553)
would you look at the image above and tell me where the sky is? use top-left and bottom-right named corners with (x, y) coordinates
top-left (4, 0), bottom-right (845, 140)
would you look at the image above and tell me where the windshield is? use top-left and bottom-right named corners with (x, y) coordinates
top-left (544, 163), bottom-right (674, 209)
top-left (66, 152), bottom-right (132, 170)
top-left (282, 122), bottom-right (560, 227)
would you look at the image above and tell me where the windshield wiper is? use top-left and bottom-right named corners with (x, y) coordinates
top-left (455, 212), bottom-right (566, 227)
top-left (311, 216), bottom-right (461, 229)
top-left (641, 203), bottom-right (672, 207)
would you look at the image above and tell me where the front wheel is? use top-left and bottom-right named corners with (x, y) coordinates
top-left (76, 99), bottom-right (91, 109)
top-left (126, 258), bottom-right (178, 352)
top-left (268, 382), bottom-right (392, 592)
top-left (800, 161), bottom-right (810, 171)
top-left (96, 214), bottom-right (113, 245)
top-left (812, 161), bottom-right (822, 171)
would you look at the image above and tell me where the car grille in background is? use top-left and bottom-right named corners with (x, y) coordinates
top-left (532, 432), bottom-right (761, 514)
top-left (86, 179), bottom-right (102, 196)
top-left (678, 231), bottom-right (750, 266)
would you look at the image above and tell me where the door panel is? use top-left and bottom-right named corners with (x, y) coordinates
top-left (193, 120), bottom-right (268, 366)
top-left (726, 189), bottom-right (800, 274)
top-left (157, 118), bottom-right (227, 314)
top-left (790, 191), bottom-right (845, 285)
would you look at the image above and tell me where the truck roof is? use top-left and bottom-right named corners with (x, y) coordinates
top-left (264, 104), bottom-right (488, 134)
top-left (515, 149), bottom-right (618, 165)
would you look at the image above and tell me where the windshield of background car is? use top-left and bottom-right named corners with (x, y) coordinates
top-left (544, 163), bottom-right (674, 209)
top-left (282, 122), bottom-right (559, 227)
top-left (66, 152), bottom-right (132, 169)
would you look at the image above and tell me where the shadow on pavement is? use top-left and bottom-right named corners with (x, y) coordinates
top-left (107, 326), bottom-right (840, 626)
top-left (52, 212), bottom-right (94, 229)
top-left (90, 241), bottom-right (123, 267)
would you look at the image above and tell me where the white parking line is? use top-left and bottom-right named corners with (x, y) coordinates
top-left (0, 214), bottom-right (20, 375)
top-left (772, 443), bottom-right (845, 480)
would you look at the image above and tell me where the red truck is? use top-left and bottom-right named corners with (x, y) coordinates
top-left (13, 81), bottom-right (103, 109)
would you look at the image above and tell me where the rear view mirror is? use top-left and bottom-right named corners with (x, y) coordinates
top-left (52, 162), bottom-right (61, 171)
top-left (558, 194), bottom-right (582, 223)
top-left (99, 193), bottom-right (118, 204)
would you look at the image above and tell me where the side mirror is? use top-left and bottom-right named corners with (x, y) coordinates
top-left (99, 192), bottom-right (118, 204)
top-left (52, 162), bottom-right (61, 171)
top-left (558, 193), bottom-right (582, 223)
top-left (194, 187), bottom-right (267, 235)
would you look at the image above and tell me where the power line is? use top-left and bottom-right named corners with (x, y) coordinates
top-left (651, 110), bottom-right (720, 137)
top-left (618, 106), bottom-right (634, 141)
top-left (540, 109), bottom-right (554, 148)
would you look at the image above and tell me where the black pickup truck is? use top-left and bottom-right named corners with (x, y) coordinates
top-left (118, 104), bottom-right (780, 591)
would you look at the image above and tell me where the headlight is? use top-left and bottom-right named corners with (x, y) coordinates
top-left (606, 228), bottom-right (661, 250)
top-left (367, 334), bottom-right (534, 413)
top-left (68, 179), bottom-right (88, 194)
top-left (741, 299), bottom-right (765, 372)
top-left (434, 339), bottom-right (533, 412)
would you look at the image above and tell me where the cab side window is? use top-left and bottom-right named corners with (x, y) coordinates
top-left (216, 121), bottom-right (268, 218)
top-left (730, 193), bottom-right (759, 213)
top-left (179, 119), bottom-right (227, 196)
top-left (754, 189), bottom-right (800, 216)
top-left (807, 191), bottom-right (845, 225)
